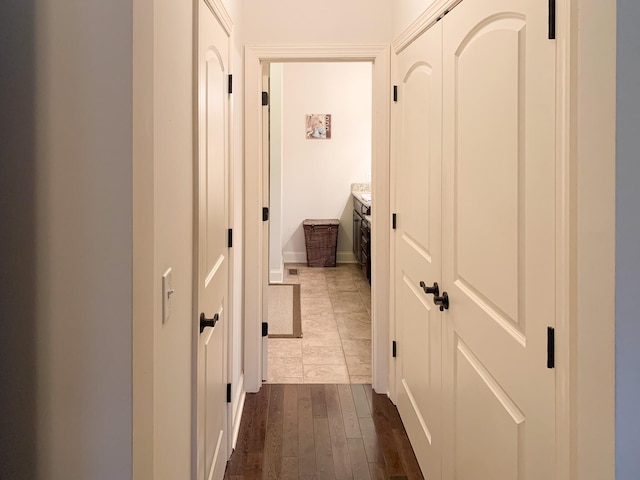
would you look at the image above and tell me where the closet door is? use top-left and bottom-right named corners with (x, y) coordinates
top-left (441, 0), bottom-right (557, 478)
top-left (393, 21), bottom-right (443, 479)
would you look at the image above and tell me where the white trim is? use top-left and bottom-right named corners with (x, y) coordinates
top-left (245, 44), bottom-right (390, 61)
top-left (282, 252), bottom-right (306, 264)
top-left (282, 251), bottom-right (358, 265)
top-left (203, 0), bottom-right (232, 36)
top-left (337, 252), bottom-right (358, 264)
top-left (269, 268), bottom-right (284, 284)
top-left (229, 373), bottom-right (246, 451)
top-left (555, 1), bottom-right (573, 478)
top-left (244, 45), bottom-right (391, 394)
top-left (388, 42), bottom-right (398, 405)
top-left (392, 0), bottom-right (463, 54)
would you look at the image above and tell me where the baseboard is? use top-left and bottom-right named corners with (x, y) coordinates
top-left (283, 250), bottom-right (358, 264)
top-left (282, 251), bottom-right (306, 263)
top-left (337, 251), bottom-right (358, 264)
top-left (230, 373), bottom-right (246, 451)
top-left (269, 269), bottom-right (284, 283)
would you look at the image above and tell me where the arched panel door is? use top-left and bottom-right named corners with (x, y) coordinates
top-left (394, 20), bottom-right (443, 480)
top-left (441, 0), bottom-right (557, 478)
top-left (196, 2), bottom-right (230, 479)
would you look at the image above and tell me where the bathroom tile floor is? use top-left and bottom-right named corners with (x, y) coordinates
top-left (267, 263), bottom-right (372, 384)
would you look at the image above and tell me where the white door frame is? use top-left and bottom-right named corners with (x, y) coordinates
top-left (389, 0), bottom-right (616, 478)
top-left (244, 45), bottom-right (391, 394)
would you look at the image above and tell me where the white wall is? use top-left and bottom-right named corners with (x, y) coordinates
top-left (279, 62), bottom-right (372, 264)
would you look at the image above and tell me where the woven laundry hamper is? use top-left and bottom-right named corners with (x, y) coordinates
top-left (303, 219), bottom-right (339, 267)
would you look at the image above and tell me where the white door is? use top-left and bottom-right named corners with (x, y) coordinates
top-left (261, 63), bottom-right (270, 382)
top-left (393, 21), bottom-right (443, 479)
top-left (441, 0), bottom-right (556, 478)
top-left (196, 2), bottom-right (230, 479)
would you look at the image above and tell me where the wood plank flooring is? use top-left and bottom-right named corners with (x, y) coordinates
top-left (225, 384), bottom-right (423, 480)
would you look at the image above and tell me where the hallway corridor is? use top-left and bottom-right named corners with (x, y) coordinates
top-left (224, 384), bottom-right (423, 479)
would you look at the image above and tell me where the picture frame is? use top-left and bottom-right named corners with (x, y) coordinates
top-left (305, 114), bottom-right (331, 139)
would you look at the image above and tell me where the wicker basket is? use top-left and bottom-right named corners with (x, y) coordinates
top-left (303, 219), bottom-right (339, 267)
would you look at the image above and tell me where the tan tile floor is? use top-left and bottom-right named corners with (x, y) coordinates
top-left (267, 263), bottom-right (372, 384)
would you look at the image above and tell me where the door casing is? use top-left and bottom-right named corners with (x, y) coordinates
top-left (243, 45), bottom-right (391, 394)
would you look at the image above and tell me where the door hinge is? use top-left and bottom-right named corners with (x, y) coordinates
top-left (392, 341), bottom-right (397, 358)
top-left (262, 207), bottom-right (269, 222)
top-left (262, 322), bottom-right (268, 337)
top-left (547, 327), bottom-right (555, 368)
top-left (228, 74), bottom-right (233, 94)
top-left (393, 85), bottom-right (398, 103)
top-left (226, 383), bottom-right (232, 403)
top-left (262, 91), bottom-right (269, 106)
top-left (228, 228), bottom-right (233, 248)
top-left (392, 213), bottom-right (397, 230)
top-left (548, 0), bottom-right (556, 39)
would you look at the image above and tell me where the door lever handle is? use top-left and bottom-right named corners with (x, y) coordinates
top-left (433, 292), bottom-right (449, 311)
top-left (420, 281), bottom-right (439, 297)
top-left (200, 312), bottom-right (219, 333)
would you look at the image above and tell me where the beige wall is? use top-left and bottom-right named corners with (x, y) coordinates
top-left (151, 0), bottom-right (195, 477)
top-left (575, 0), bottom-right (616, 478)
top-left (134, 0), bottom-right (195, 478)
top-left (392, 0), bottom-right (437, 38)
top-left (241, 0), bottom-right (392, 44)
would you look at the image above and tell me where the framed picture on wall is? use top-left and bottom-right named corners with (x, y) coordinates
top-left (305, 114), bottom-right (331, 139)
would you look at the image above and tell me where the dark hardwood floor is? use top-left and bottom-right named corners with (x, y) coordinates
top-left (224, 384), bottom-right (424, 480)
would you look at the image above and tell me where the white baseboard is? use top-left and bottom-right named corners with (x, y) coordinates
top-left (282, 251), bottom-right (306, 263)
top-left (269, 269), bottom-right (284, 283)
top-left (283, 250), bottom-right (358, 265)
top-left (337, 251), bottom-right (358, 264)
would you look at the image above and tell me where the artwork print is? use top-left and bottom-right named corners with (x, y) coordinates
top-left (305, 114), bottom-right (332, 139)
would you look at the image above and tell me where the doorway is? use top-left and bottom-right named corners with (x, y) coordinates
top-left (243, 45), bottom-right (391, 394)
top-left (265, 61), bottom-right (373, 384)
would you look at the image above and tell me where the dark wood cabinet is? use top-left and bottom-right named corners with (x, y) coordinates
top-left (353, 196), bottom-right (371, 283)
top-left (361, 218), bottom-right (371, 283)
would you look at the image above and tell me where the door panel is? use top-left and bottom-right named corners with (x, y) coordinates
top-left (442, 0), bottom-right (556, 478)
top-left (394, 21), bottom-right (442, 479)
top-left (455, 337), bottom-right (524, 480)
top-left (196, 2), bottom-right (230, 480)
top-left (454, 18), bottom-right (525, 334)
